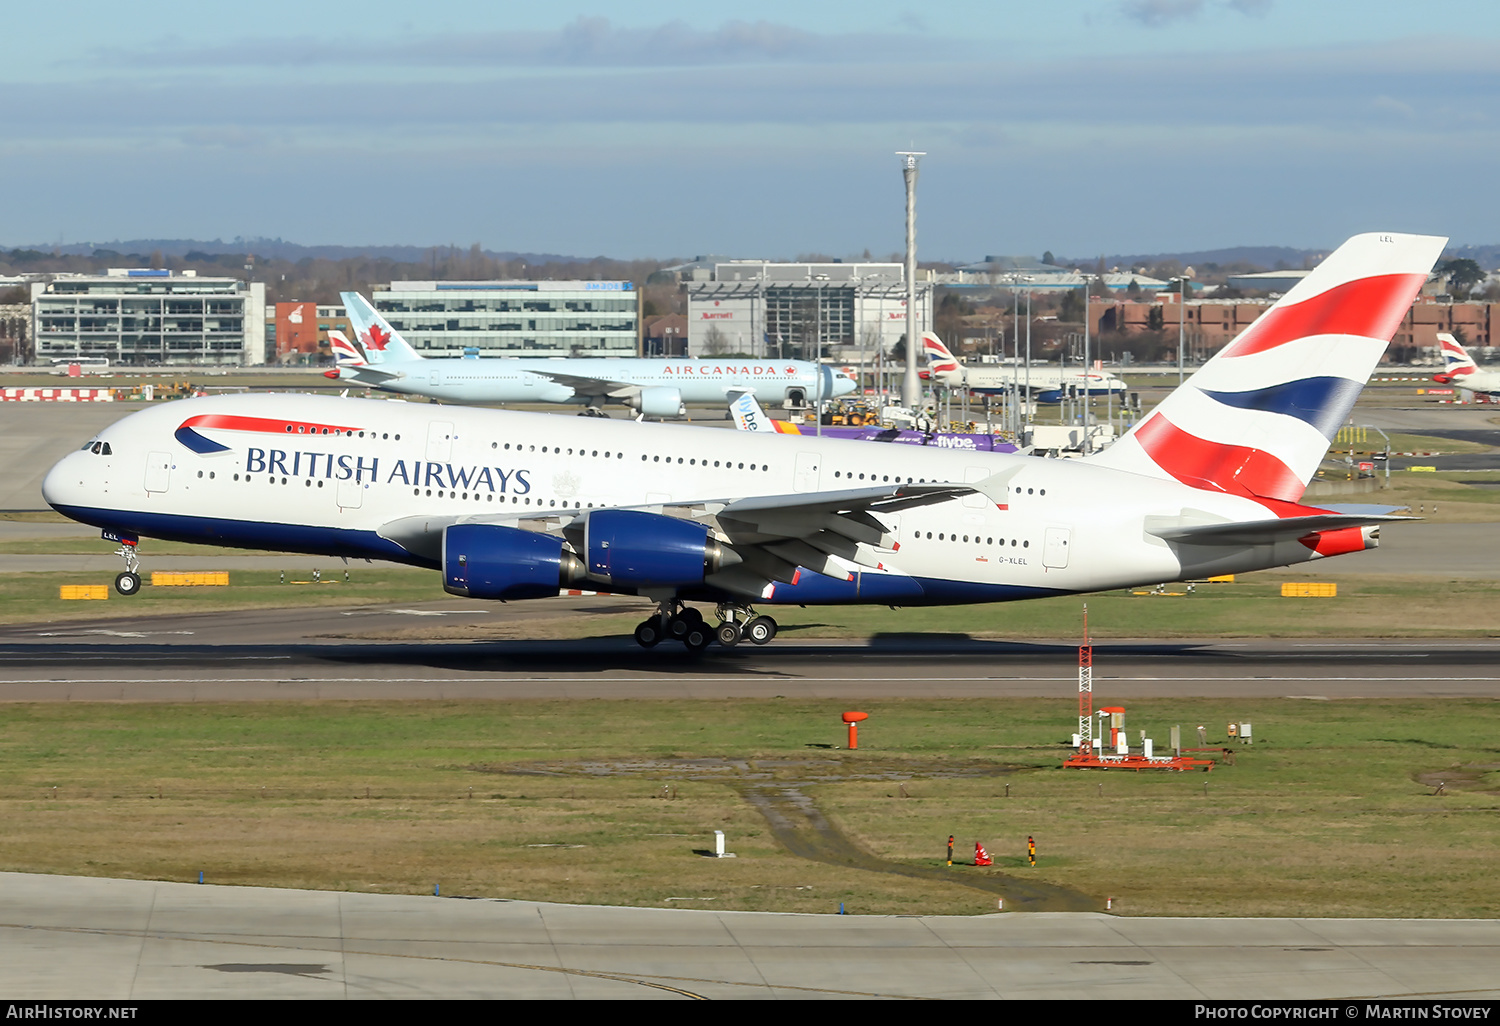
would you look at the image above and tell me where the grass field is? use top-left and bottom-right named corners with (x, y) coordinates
top-left (1, 698), bottom-right (1495, 918)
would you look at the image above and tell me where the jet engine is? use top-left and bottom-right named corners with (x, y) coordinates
top-left (583, 509), bottom-right (736, 588)
top-left (442, 523), bottom-right (584, 600)
top-left (626, 386), bottom-right (685, 418)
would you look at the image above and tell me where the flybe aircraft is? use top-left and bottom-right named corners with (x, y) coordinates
top-left (728, 390), bottom-right (1020, 453)
top-left (1431, 332), bottom-right (1500, 397)
top-left (921, 332), bottom-right (1128, 401)
top-left (44, 233), bottom-right (1442, 651)
top-left (326, 292), bottom-right (855, 417)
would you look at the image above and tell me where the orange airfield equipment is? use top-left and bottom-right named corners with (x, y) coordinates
top-left (1063, 607), bottom-right (1215, 772)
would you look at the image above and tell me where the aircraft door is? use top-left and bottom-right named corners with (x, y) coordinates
top-left (337, 477), bottom-right (364, 510)
top-left (145, 452), bottom-right (171, 493)
top-left (426, 421), bottom-right (454, 463)
top-left (794, 452), bottom-right (821, 492)
top-left (1043, 526), bottom-right (1071, 569)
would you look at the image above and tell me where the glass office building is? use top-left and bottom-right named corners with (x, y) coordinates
top-left (373, 280), bottom-right (640, 358)
top-left (31, 270), bottom-right (266, 366)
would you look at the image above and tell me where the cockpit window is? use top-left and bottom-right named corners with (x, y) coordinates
top-left (90, 442), bottom-right (102, 454)
top-left (81, 440), bottom-right (96, 451)
top-left (101, 442), bottom-right (112, 456)
top-left (83, 441), bottom-right (112, 456)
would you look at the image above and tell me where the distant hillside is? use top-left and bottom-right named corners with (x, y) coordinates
top-left (1062, 246), bottom-right (1325, 273)
top-left (1445, 244), bottom-right (1500, 271)
top-left (10, 238), bottom-right (589, 266)
top-left (1064, 242), bottom-right (1498, 275)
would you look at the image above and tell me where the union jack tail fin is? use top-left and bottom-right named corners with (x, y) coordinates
top-left (339, 291), bottom-right (423, 365)
top-left (921, 331), bottom-right (962, 376)
top-left (1091, 232), bottom-right (1446, 502)
top-left (328, 329), bottom-right (367, 368)
top-left (1434, 332), bottom-right (1477, 383)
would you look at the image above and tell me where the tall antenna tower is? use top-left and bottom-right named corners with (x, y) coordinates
top-left (1078, 604), bottom-right (1093, 755)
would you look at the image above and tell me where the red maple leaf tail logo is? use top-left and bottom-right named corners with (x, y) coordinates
top-left (360, 324), bottom-right (392, 352)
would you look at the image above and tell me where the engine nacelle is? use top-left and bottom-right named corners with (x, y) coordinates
top-left (442, 523), bottom-right (583, 600)
top-left (627, 386), bottom-right (685, 418)
top-left (584, 509), bottom-right (731, 588)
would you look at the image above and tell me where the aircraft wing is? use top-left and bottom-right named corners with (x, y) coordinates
top-left (704, 483), bottom-right (975, 594)
top-left (523, 369), bottom-right (641, 400)
top-left (1146, 513), bottom-right (1415, 545)
top-left (376, 482), bottom-right (977, 594)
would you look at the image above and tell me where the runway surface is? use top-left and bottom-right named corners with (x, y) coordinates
top-left (1, 597), bottom-right (1499, 700)
top-left (5, 872), bottom-right (1498, 1000)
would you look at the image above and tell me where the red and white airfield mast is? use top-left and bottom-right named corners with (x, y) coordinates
top-left (1062, 606), bottom-right (1214, 772)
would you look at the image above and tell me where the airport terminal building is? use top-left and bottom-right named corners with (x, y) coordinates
top-left (372, 280), bottom-right (640, 359)
top-left (685, 262), bottom-right (933, 360)
top-left (30, 270), bottom-right (266, 367)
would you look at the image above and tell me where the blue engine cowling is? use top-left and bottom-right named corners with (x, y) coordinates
top-left (584, 509), bottom-right (726, 588)
top-left (629, 386), bottom-right (685, 418)
top-left (443, 523), bottom-right (583, 600)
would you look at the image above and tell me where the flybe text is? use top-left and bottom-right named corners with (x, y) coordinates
top-left (245, 448), bottom-right (531, 493)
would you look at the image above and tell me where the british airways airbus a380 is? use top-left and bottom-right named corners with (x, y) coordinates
top-left (326, 292), bottom-right (855, 417)
top-left (43, 233), bottom-right (1442, 650)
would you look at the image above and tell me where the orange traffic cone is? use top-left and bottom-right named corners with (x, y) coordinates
top-left (974, 842), bottom-right (992, 867)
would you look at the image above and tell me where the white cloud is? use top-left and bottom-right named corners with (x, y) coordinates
top-left (1120, 0), bottom-right (1274, 28)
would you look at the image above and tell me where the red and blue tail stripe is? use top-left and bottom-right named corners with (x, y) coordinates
top-left (1219, 273), bottom-right (1427, 358)
top-left (1197, 376), bottom-right (1363, 441)
top-left (175, 414), bottom-right (363, 454)
top-left (1092, 232), bottom-right (1446, 505)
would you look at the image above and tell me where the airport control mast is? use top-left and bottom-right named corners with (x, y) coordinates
top-left (897, 150), bottom-right (925, 409)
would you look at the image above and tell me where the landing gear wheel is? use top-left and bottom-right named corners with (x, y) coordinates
top-left (682, 624), bottom-right (712, 652)
top-left (668, 606), bottom-right (703, 639)
top-left (114, 571), bottom-right (141, 596)
top-left (634, 618), bottom-right (663, 648)
top-left (744, 615), bottom-right (777, 645)
top-left (716, 622), bottom-right (742, 647)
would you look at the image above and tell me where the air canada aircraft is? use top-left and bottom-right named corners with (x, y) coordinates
top-left (44, 233), bottom-right (1442, 651)
top-left (326, 292), bottom-right (855, 417)
top-left (1431, 333), bottom-right (1500, 397)
top-left (921, 332), bottom-right (1128, 402)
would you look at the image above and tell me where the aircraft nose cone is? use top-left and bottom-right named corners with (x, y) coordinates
top-left (41, 450), bottom-right (85, 511)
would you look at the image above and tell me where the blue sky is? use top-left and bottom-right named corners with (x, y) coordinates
top-left (3, 2), bottom-right (1497, 260)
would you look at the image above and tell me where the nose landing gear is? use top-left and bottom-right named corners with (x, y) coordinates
top-left (113, 538), bottom-right (142, 596)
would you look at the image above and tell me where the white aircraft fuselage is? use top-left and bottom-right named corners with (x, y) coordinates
top-left (336, 358), bottom-right (852, 411)
top-left (929, 364), bottom-right (1127, 400)
top-left (43, 393), bottom-right (1363, 608)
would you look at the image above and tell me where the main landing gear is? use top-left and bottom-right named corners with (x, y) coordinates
top-left (712, 602), bottom-right (777, 647)
top-left (633, 601), bottom-right (777, 651)
top-left (113, 539), bottom-right (142, 596)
